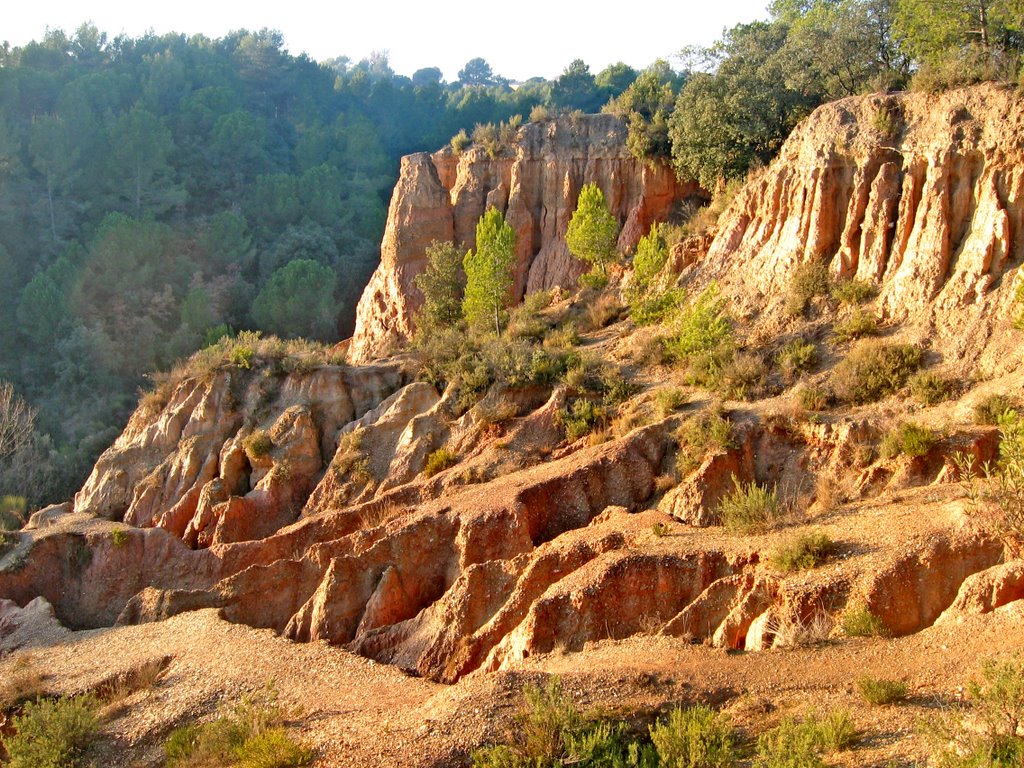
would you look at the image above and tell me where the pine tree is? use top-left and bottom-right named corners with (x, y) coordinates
top-left (463, 208), bottom-right (515, 335)
top-left (566, 183), bottom-right (620, 283)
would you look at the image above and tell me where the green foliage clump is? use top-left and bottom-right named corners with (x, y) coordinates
top-left (464, 208), bottom-right (517, 335)
top-left (831, 278), bottom-right (876, 305)
top-left (668, 23), bottom-right (817, 189)
top-left (755, 710), bottom-right (855, 768)
top-left (841, 603), bottom-right (889, 638)
top-left (244, 429), bottom-right (274, 459)
top-left (605, 60), bottom-right (679, 162)
top-left (472, 677), bottom-right (655, 768)
top-left (628, 223), bottom-right (685, 326)
top-left (451, 128), bottom-right (471, 154)
top-left (632, 289), bottom-right (686, 327)
top-left (831, 308), bottom-right (878, 343)
top-left (111, 527), bottom-right (129, 547)
top-left (414, 240), bottom-right (467, 334)
top-left (566, 183), bottom-right (621, 283)
top-left (769, 531), bottom-right (836, 572)
top-left (649, 704), bottom-right (736, 768)
top-left (785, 261), bottom-right (832, 318)
top-left (231, 345), bottom-right (256, 370)
top-left (910, 370), bottom-right (953, 405)
top-left (664, 284), bottom-right (732, 361)
top-left (423, 447), bottom-right (459, 478)
top-left (831, 340), bottom-right (923, 404)
top-left (716, 352), bottom-right (769, 401)
top-left (251, 259), bottom-right (338, 342)
top-left (857, 676), bottom-right (908, 705)
top-left (717, 477), bottom-right (782, 533)
top-left (0, 495), bottom-right (27, 531)
top-left (164, 690), bottom-right (312, 768)
top-left (558, 398), bottom-right (606, 443)
top-left (974, 394), bottom-right (1018, 426)
top-left (664, 285), bottom-right (740, 395)
top-left (880, 422), bottom-right (936, 459)
top-left (2, 695), bottom-right (100, 768)
top-left (676, 409), bottom-right (736, 475)
top-left (777, 339), bottom-right (818, 383)
top-left (654, 387), bottom-right (688, 418)
top-left (962, 409), bottom-right (1024, 546)
top-left (926, 656), bottom-right (1024, 768)
top-left (797, 384), bottom-right (831, 412)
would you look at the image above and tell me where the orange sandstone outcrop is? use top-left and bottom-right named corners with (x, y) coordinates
top-left (350, 114), bottom-right (700, 362)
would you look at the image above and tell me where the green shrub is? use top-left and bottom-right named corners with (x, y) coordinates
top-left (451, 128), bottom-right (471, 154)
top-left (558, 398), bottom-right (605, 443)
top-left (111, 528), bottom-right (129, 547)
top-left (831, 278), bottom-right (876, 305)
top-left (649, 704), bottom-right (736, 768)
top-left (880, 422), bottom-right (935, 459)
top-left (974, 394), bottom-right (1018, 426)
top-left (831, 308), bottom-right (878, 343)
top-left (926, 656), bottom-right (1024, 768)
top-left (165, 690), bottom-right (312, 768)
top-left (857, 676), bottom-right (908, 705)
top-left (785, 261), bottom-right (832, 318)
top-left (831, 340), bottom-right (923, 404)
top-left (543, 323), bottom-right (579, 351)
top-left (716, 477), bottom-right (782, 533)
top-left (777, 339), bottom-right (818, 383)
top-left (797, 384), bottom-right (831, 412)
top-left (632, 287), bottom-right (686, 327)
top-left (235, 728), bottom-right (314, 768)
top-left (0, 495), bottom-right (27, 531)
top-left (910, 370), bottom-right (953, 405)
top-left (522, 289), bottom-right (554, 314)
top-left (676, 409), bottom-right (736, 475)
top-left (2, 695), bottom-right (99, 768)
top-left (472, 677), bottom-right (658, 768)
top-left (664, 284), bottom-right (733, 361)
top-left (755, 715), bottom-right (824, 768)
top-left (972, 409), bottom-right (1024, 544)
top-left (769, 531), bottom-right (836, 572)
top-left (243, 429), bottom-right (273, 458)
top-left (717, 352), bottom-right (767, 400)
top-left (841, 603), bottom-right (889, 637)
top-left (814, 710), bottom-right (857, 752)
top-left (423, 447), bottom-right (458, 478)
top-left (230, 345), bottom-right (255, 369)
top-left (755, 710), bottom-right (855, 768)
top-left (654, 387), bottom-right (688, 417)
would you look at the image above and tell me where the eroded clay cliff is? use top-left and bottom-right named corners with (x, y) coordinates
top-left (693, 83), bottom-right (1024, 369)
top-left (349, 114), bottom-right (699, 362)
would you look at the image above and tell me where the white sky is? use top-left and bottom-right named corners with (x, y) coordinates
top-left (4, 1), bottom-right (771, 81)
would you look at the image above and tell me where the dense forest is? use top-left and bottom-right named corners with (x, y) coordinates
top-left (0, 0), bottom-right (1020, 509)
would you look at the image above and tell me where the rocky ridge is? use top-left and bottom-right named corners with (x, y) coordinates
top-left (349, 113), bottom-right (699, 362)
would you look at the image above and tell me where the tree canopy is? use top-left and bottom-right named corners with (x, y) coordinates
top-left (566, 183), bottom-right (620, 282)
top-left (463, 209), bottom-right (516, 335)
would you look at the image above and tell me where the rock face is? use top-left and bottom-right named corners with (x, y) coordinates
top-left (350, 114), bottom-right (700, 362)
top-left (694, 84), bottom-right (1024, 369)
top-left (75, 361), bottom-right (413, 547)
